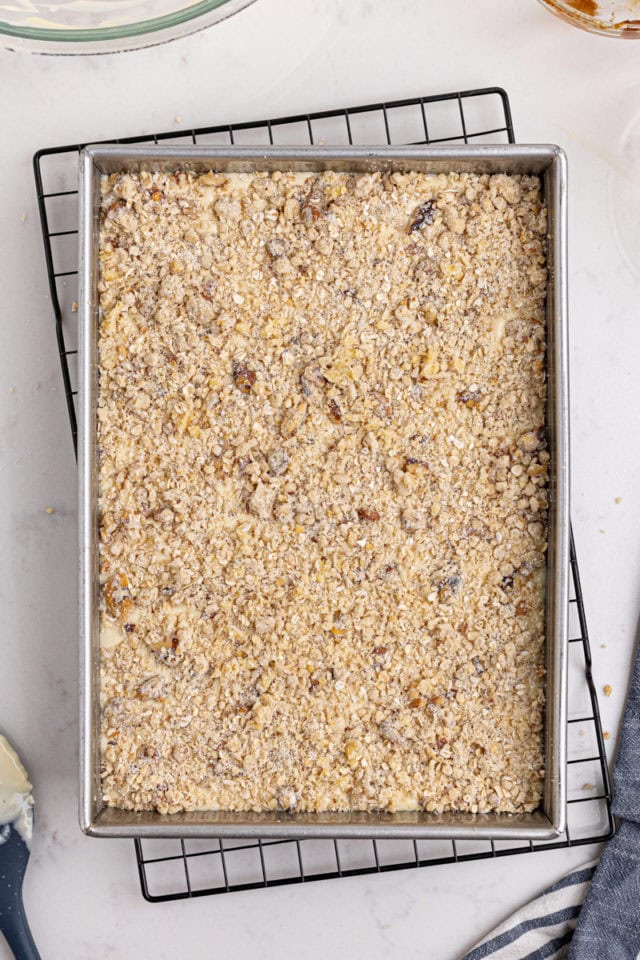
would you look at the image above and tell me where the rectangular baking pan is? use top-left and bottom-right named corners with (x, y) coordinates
top-left (79, 144), bottom-right (568, 839)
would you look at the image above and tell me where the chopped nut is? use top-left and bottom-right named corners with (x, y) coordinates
top-left (457, 389), bottom-right (481, 407)
top-left (104, 573), bottom-right (131, 621)
top-left (437, 575), bottom-right (461, 604)
top-left (233, 362), bottom-right (256, 394)
top-left (404, 456), bottom-right (429, 471)
top-left (327, 398), bottom-right (342, 423)
top-left (357, 507), bottom-right (380, 522)
top-left (409, 200), bottom-right (437, 232)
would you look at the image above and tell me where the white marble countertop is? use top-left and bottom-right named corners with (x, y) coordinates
top-left (1, 1), bottom-right (640, 956)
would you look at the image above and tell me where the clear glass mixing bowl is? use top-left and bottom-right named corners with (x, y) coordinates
top-left (537, 0), bottom-right (640, 37)
top-left (0, 0), bottom-right (255, 54)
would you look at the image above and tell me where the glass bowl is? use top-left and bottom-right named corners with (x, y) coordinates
top-left (0, 0), bottom-right (256, 54)
top-left (537, 0), bottom-right (640, 36)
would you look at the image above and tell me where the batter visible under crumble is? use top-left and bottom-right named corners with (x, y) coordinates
top-left (97, 167), bottom-right (548, 815)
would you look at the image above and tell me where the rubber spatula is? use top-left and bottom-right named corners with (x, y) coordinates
top-left (0, 734), bottom-right (40, 959)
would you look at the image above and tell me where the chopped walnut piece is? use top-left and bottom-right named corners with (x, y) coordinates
top-left (437, 575), bottom-right (461, 604)
top-left (409, 199), bottom-right (437, 232)
top-left (327, 398), bottom-right (342, 423)
top-left (233, 362), bottom-right (256, 394)
top-left (357, 507), bottom-right (380, 522)
top-left (457, 389), bottom-right (481, 407)
top-left (404, 456), bottom-right (429, 471)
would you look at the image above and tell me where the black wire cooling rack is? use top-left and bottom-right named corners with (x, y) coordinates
top-left (33, 87), bottom-right (614, 903)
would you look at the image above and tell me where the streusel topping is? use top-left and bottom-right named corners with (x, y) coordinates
top-left (97, 168), bottom-right (548, 815)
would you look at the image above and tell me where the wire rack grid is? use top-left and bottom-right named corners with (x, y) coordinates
top-left (33, 87), bottom-right (613, 904)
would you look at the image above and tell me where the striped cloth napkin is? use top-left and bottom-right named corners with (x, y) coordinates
top-left (461, 633), bottom-right (640, 960)
top-left (460, 861), bottom-right (597, 960)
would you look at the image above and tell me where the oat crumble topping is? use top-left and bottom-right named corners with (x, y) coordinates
top-left (97, 167), bottom-right (548, 815)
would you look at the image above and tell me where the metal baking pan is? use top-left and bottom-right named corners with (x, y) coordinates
top-left (79, 144), bottom-right (568, 839)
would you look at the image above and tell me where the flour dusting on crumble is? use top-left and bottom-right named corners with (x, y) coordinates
top-left (97, 168), bottom-right (548, 815)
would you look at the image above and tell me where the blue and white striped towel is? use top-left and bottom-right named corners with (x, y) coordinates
top-left (460, 861), bottom-right (598, 960)
top-left (462, 626), bottom-right (640, 960)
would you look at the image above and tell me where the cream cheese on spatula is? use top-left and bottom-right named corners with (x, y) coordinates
top-left (0, 734), bottom-right (34, 848)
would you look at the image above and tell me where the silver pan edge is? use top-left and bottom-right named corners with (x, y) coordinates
top-left (78, 144), bottom-right (568, 839)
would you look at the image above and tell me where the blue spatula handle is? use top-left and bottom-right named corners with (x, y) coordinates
top-left (0, 893), bottom-right (40, 960)
top-left (0, 828), bottom-right (40, 960)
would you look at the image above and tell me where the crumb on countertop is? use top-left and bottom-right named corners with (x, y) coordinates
top-left (603, 684), bottom-right (612, 697)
